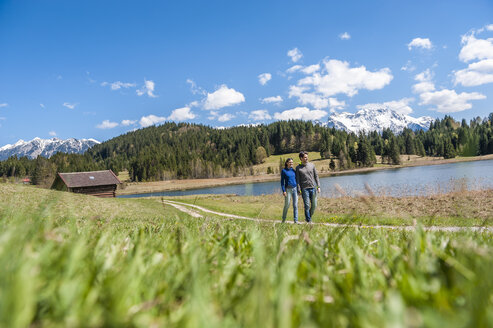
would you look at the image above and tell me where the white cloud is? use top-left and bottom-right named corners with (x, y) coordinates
top-left (40, 103), bottom-right (45, 109)
top-left (454, 59), bottom-right (493, 86)
top-left (274, 107), bottom-right (327, 121)
top-left (328, 97), bottom-right (346, 110)
top-left (137, 80), bottom-right (158, 98)
top-left (414, 69), bottom-right (433, 82)
top-left (289, 85), bottom-right (329, 109)
top-left (217, 113), bottom-right (235, 122)
top-left (473, 24), bottom-right (493, 34)
top-left (168, 106), bottom-right (196, 121)
top-left (249, 110), bottom-right (272, 121)
top-left (412, 69), bottom-right (436, 93)
top-left (401, 60), bottom-right (416, 72)
top-left (419, 89), bottom-right (485, 113)
top-left (459, 34), bottom-right (493, 62)
top-left (357, 98), bottom-right (415, 115)
top-left (408, 37), bottom-right (433, 50)
top-left (96, 120), bottom-right (119, 129)
top-left (49, 131), bottom-right (57, 136)
top-left (297, 59), bottom-right (393, 97)
top-left (186, 79), bottom-right (206, 95)
top-left (121, 119), bottom-right (137, 126)
top-left (261, 95), bottom-right (283, 104)
top-left (286, 64), bottom-right (320, 75)
top-left (0, 103), bottom-right (8, 108)
top-left (286, 65), bottom-right (303, 73)
top-left (411, 65), bottom-right (485, 113)
top-left (139, 114), bottom-right (166, 127)
top-left (63, 102), bottom-right (77, 109)
top-left (288, 59), bottom-right (392, 110)
top-left (207, 111), bottom-right (235, 122)
top-left (455, 31), bottom-right (493, 87)
top-left (258, 73), bottom-right (272, 85)
top-left (203, 85), bottom-right (245, 110)
top-left (413, 81), bottom-right (436, 94)
top-left (188, 100), bottom-right (201, 108)
top-left (339, 32), bottom-right (351, 40)
top-left (287, 48), bottom-right (303, 63)
top-left (301, 64), bottom-right (320, 74)
top-left (208, 111), bottom-right (219, 120)
top-left (101, 81), bottom-right (136, 90)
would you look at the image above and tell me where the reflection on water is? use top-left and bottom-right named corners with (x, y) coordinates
top-left (118, 159), bottom-right (493, 199)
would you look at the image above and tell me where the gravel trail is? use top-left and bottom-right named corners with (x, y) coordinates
top-left (162, 199), bottom-right (493, 233)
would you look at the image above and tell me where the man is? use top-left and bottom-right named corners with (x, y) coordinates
top-left (296, 151), bottom-right (321, 223)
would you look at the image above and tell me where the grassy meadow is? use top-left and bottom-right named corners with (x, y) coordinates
top-left (2, 183), bottom-right (493, 327)
top-left (171, 189), bottom-right (493, 227)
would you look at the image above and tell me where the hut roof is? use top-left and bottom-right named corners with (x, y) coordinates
top-left (57, 170), bottom-right (121, 188)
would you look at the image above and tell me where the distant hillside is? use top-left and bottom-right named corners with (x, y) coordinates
top-left (86, 121), bottom-right (326, 181)
top-left (2, 114), bottom-right (493, 184)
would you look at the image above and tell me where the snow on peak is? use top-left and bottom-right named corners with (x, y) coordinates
top-left (326, 107), bottom-right (434, 134)
top-left (0, 137), bottom-right (100, 161)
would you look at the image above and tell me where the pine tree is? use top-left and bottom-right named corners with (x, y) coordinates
top-left (329, 158), bottom-right (336, 171)
top-left (389, 137), bottom-right (401, 165)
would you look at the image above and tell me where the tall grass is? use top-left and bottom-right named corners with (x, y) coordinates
top-left (2, 192), bottom-right (493, 327)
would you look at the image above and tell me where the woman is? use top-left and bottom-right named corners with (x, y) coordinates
top-left (280, 158), bottom-right (298, 223)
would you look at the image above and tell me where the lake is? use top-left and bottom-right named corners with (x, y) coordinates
top-left (118, 159), bottom-right (493, 198)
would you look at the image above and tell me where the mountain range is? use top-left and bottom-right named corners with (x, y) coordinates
top-left (325, 107), bottom-right (435, 134)
top-left (0, 137), bottom-right (100, 161)
top-left (0, 108), bottom-right (435, 161)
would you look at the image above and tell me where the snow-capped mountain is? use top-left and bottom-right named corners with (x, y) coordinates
top-left (0, 137), bottom-right (100, 160)
top-left (326, 107), bottom-right (435, 134)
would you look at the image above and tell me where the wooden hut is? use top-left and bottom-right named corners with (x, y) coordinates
top-left (51, 170), bottom-right (121, 198)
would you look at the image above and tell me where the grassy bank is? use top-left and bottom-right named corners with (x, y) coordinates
top-left (2, 184), bottom-right (493, 326)
top-left (168, 189), bottom-right (493, 227)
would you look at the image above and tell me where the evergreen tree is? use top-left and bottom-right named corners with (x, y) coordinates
top-left (32, 156), bottom-right (56, 187)
top-left (388, 137), bottom-right (401, 165)
top-left (329, 158), bottom-right (336, 171)
top-left (443, 138), bottom-right (456, 159)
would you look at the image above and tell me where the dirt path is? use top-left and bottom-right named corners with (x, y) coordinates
top-left (162, 199), bottom-right (493, 233)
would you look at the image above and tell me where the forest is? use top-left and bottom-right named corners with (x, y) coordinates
top-left (1, 113), bottom-right (493, 186)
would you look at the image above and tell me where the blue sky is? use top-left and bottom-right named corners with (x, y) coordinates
top-left (1, 0), bottom-right (493, 144)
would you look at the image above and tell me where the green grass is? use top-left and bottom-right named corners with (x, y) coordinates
top-left (169, 191), bottom-right (493, 227)
top-left (2, 184), bottom-right (493, 327)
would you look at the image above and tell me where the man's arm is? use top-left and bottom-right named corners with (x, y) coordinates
top-left (313, 164), bottom-right (320, 191)
top-left (296, 167), bottom-right (301, 193)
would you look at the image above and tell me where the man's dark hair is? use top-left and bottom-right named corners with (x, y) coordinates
top-left (299, 151), bottom-right (308, 159)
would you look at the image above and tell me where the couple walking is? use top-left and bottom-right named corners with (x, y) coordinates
top-left (280, 151), bottom-right (321, 223)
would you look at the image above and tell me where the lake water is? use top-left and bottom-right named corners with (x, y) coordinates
top-left (118, 159), bottom-right (493, 198)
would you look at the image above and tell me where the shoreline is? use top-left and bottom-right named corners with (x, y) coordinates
top-left (116, 154), bottom-right (493, 195)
